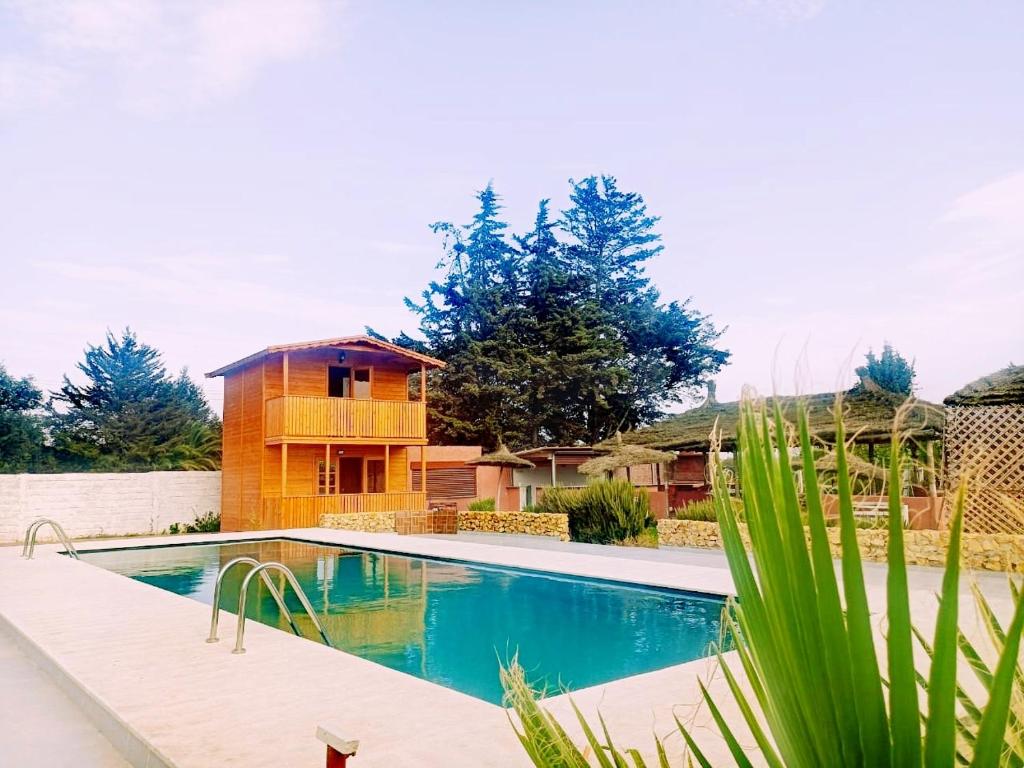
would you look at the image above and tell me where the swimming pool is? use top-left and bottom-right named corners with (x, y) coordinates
top-left (80, 538), bottom-right (725, 705)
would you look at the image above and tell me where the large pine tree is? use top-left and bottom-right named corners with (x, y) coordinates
top-left (389, 176), bottom-right (730, 450)
top-left (0, 366), bottom-right (49, 472)
top-left (49, 329), bottom-right (221, 470)
top-left (554, 175), bottom-right (728, 442)
top-left (404, 184), bottom-right (532, 447)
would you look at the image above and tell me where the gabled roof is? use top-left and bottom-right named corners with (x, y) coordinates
top-left (944, 365), bottom-right (1024, 406)
top-left (205, 335), bottom-right (445, 378)
top-left (614, 384), bottom-right (944, 452)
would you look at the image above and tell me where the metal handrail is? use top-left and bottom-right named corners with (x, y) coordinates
top-left (232, 561), bottom-right (332, 654)
top-left (22, 518), bottom-right (80, 560)
top-left (206, 557), bottom-right (302, 643)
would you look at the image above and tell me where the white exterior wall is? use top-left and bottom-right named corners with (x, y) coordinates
top-left (511, 465), bottom-right (590, 510)
top-left (0, 471), bottom-right (221, 543)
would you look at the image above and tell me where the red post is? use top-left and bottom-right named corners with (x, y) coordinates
top-left (326, 745), bottom-right (351, 767)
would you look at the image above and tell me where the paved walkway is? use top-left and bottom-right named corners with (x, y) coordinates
top-left (0, 627), bottom-right (128, 768)
top-left (420, 531), bottom-right (1013, 598)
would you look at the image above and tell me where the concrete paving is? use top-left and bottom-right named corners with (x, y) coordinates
top-left (0, 626), bottom-right (128, 768)
top-left (422, 531), bottom-right (1014, 599)
top-left (1, 529), bottom-right (1014, 768)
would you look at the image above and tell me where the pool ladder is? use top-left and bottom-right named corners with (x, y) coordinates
top-left (206, 557), bottom-right (333, 654)
top-left (21, 518), bottom-right (80, 560)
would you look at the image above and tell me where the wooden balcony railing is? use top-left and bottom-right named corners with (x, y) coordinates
top-left (262, 492), bottom-right (428, 529)
top-left (265, 396), bottom-right (426, 443)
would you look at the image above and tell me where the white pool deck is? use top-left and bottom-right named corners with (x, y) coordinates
top-left (0, 529), bottom-right (1015, 767)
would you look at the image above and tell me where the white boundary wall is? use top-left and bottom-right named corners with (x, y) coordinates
top-left (0, 471), bottom-right (221, 543)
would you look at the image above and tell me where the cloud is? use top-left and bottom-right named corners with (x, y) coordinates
top-left (1, 0), bottom-right (336, 112)
top-left (943, 170), bottom-right (1024, 235)
top-left (930, 171), bottom-right (1024, 287)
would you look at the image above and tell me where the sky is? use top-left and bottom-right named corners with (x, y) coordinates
top-left (2, 0), bottom-right (1022, 418)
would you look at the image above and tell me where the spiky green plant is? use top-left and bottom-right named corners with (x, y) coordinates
top-left (502, 396), bottom-right (1024, 767)
top-left (537, 480), bottom-right (652, 544)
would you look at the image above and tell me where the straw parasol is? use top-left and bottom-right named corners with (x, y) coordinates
top-left (465, 443), bottom-right (535, 511)
top-left (578, 432), bottom-right (677, 483)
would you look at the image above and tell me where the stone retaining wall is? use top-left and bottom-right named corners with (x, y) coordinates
top-left (657, 519), bottom-right (1024, 572)
top-left (0, 471), bottom-right (221, 543)
top-left (457, 511), bottom-right (569, 541)
top-left (320, 512), bottom-right (396, 533)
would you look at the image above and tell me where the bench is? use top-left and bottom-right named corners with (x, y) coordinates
top-left (851, 500), bottom-right (909, 525)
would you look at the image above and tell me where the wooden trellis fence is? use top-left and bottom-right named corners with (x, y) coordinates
top-left (944, 404), bottom-right (1024, 533)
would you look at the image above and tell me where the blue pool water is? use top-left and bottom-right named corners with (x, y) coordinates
top-left (80, 539), bottom-right (725, 704)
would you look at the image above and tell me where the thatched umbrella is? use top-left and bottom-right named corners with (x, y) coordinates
top-left (579, 432), bottom-right (677, 484)
top-left (465, 444), bottom-right (535, 511)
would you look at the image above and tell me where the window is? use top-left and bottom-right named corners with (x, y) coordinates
top-left (367, 459), bottom-right (386, 493)
top-left (316, 459), bottom-right (336, 495)
top-left (353, 368), bottom-right (371, 399)
top-left (328, 366), bottom-right (351, 398)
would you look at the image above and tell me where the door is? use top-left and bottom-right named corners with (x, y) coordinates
top-left (339, 457), bottom-right (363, 494)
top-left (367, 459), bottom-right (386, 493)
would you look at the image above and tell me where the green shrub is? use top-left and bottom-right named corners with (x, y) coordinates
top-left (468, 497), bottom-right (496, 512)
top-left (674, 497), bottom-right (744, 522)
top-left (675, 498), bottom-right (718, 522)
top-left (182, 509), bottom-right (220, 533)
top-left (619, 525), bottom-right (659, 548)
top-left (537, 480), bottom-right (652, 544)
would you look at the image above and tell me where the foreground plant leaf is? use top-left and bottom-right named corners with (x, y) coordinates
top-left (500, 396), bottom-right (1024, 767)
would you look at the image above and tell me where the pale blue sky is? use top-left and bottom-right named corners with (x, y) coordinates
top-left (2, 0), bottom-right (1022, 416)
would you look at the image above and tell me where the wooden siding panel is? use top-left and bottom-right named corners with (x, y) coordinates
top-left (285, 444), bottom-right (321, 497)
top-left (263, 443), bottom-right (281, 497)
top-left (239, 363), bottom-right (265, 530)
top-left (389, 446), bottom-right (408, 492)
top-left (220, 371), bottom-right (244, 531)
top-left (287, 349), bottom-right (328, 396)
top-left (264, 354), bottom-right (284, 399)
top-left (373, 368), bottom-right (410, 401)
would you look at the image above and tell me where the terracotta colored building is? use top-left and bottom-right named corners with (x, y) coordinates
top-left (407, 446), bottom-right (500, 511)
top-left (206, 336), bottom-right (445, 531)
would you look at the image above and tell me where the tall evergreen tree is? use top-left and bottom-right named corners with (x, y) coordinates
top-left (517, 200), bottom-right (623, 445)
top-left (49, 329), bottom-right (221, 470)
top-left (558, 175), bottom-right (729, 441)
top-left (403, 184), bottom-right (531, 448)
top-left (392, 176), bottom-right (730, 449)
top-left (0, 365), bottom-right (49, 472)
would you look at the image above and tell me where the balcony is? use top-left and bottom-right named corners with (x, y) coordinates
top-left (262, 492), bottom-right (428, 528)
top-left (264, 396), bottom-right (427, 444)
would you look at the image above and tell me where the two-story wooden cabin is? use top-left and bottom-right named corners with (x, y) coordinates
top-left (206, 336), bottom-right (445, 531)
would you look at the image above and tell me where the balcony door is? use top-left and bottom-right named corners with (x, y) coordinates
top-left (339, 457), bottom-right (363, 494)
top-left (328, 365), bottom-right (372, 400)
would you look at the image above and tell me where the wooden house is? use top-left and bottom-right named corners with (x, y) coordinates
top-left (206, 336), bottom-right (445, 531)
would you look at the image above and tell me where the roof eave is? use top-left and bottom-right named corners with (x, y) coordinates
top-left (205, 335), bottom-right (446, 378)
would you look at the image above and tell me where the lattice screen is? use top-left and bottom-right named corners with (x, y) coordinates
top-left (944, 405), bottom-right (1024, 533)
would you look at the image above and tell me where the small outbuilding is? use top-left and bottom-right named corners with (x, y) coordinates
top-left (943, 365), bottom-right (1024, 533)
